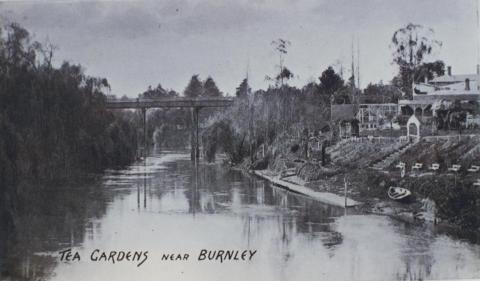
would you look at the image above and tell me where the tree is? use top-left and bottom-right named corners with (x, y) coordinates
top-left (4, 23), bottom-right (36, 67)
top-left (362, 83), bottom-right (403, 104)
top-left (235, 78), bottom-right (251, 98)
top-left (266, 38), bottom-right (293, 87)
top-left (183, 75), bottom-right (203, 98)
top-left (390, 23), bottom-right (442, 98)
top-left (203, 76), bottom-right (222, 97)
top-left (275, 67), bottom-right (294, 83)
top-left (414, 60), bottom-right (445, 82)
top-left (140, 84), bottom-right (178, 99)
top-left (319, 66), bottom-right (344, 97)
top-left (0, 22), bottom-right (138, 183)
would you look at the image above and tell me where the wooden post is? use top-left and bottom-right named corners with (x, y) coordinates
top-left (137, 183), bottom-right (140, 209)
top-left (144, 161), bottom-right (147, 209)
top-left (190, 108), bottom-right (195, 161)
top-left (249, 103), bottom-right (254, 162)
top-left (344, 176), bottom-right (348, 208)
top-left (195, 107), bottom-right (200, 160)
top-left (454, 171), bottom-right (457, 187)
top-left (190, 107), bottom-right (200, 163)
top-left (142, 107), bottom-right (147, 158)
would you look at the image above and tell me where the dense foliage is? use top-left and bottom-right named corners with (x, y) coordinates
top-left (203, 73), bottom-right (350, 164)
top-left (0, 23), bottom-right (138, 191)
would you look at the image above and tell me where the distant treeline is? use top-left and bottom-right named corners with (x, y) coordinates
top-left (136, 74), bottom-right (224, 151)
top-left (137, 66), bottom-right (403, 164)
top-left (0, 23), bottom-right (138, 191)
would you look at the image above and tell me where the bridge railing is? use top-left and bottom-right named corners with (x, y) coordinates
top-left (105, 96), bottom-right (235, 109)
top-left (105, 96), bottom-right (235, 102)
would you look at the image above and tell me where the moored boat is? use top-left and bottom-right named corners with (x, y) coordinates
top-left (387, 186), bottom-right (412, 201)
top-left (280, 168), bottom-right (297, 178)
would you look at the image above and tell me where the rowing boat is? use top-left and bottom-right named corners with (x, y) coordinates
top-left (387, 186), bottom-right (412, 201)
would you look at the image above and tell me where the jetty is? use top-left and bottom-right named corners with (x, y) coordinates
top-left (253, 170), bottom-right (361, 207)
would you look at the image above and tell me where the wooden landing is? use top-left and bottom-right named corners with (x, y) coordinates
top-left (253, 170), bottom-right (361, 208)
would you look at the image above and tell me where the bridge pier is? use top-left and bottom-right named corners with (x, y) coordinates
top-left (191, 107), bottom-right (200, 162)
top-left (142, 108), bottom-right (147, 158)
top-left (105, 97), bottom-right (233, 163)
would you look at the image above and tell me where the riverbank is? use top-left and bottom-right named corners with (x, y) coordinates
top-left (250, 166), bottom-right (426, 219)
top-left (241, 134), bottom-right (480, 237)
top-left (247, 164), bottom-right (480, 243)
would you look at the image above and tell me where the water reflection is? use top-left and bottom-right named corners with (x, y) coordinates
top-left (1, 152), bottom-right (479, 281)
top-left (0, 181), bottom-right (109, 280)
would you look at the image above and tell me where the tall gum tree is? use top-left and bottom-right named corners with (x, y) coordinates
top-left (390, 23), bottom-right (442, 98)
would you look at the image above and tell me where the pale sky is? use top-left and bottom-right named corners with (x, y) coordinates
top-left (0, 0), bottom-right (479, 97)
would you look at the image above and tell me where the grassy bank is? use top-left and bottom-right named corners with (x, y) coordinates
top-left (243, 132), bottom-right (480, 234)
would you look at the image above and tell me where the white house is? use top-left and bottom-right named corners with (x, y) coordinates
top-left (399, 66), bottom-right (480, 119)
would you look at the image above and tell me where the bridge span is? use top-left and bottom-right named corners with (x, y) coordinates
top-left (105, 97), bottom-right (234, 162)
top-left (105, 97), bottom-right (234, 109)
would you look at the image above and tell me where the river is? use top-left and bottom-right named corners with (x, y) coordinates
top-left (1, 152), bottom-right (480, 281)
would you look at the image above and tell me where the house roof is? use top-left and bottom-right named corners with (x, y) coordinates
top-left (430, 74), bottom-right (478, 83)
top-left (413, 80), bottom-right (480, 99)
top-left (407, 114), bottom-right (421, 126)
top-left (413, 93), bottom-right (480, 102)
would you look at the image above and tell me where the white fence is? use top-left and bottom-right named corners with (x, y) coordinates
top-left (343, 136), bottom-right (410, 144)
top-left (422, 134), bottom-right (479, 142)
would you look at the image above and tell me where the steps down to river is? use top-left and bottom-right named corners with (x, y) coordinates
top-left (253, 170), bottom-right (361, 207)
top-left (369, 142), bottom-right (414, 171)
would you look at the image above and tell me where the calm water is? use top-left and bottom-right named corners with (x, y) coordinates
top-left (1, 152), bottom-right (480, 281)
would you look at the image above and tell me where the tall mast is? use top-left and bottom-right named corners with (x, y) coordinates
top-left (477, 0), bottom-right (479, 66)
top-left (357, 37), bottom-right (360, 89)
top-left (477, 0), bottom-right (480, 89)
top-left (475, 0), bottom-right (480, 87)
top-left (246, 55), bottom-right (250, 96)
top-left (351, 37), bottom-right (355, 89)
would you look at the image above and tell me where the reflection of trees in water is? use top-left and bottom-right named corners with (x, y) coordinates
top-left (394, 224), bottom-right (435, 281)
top-left (233, 177), bottom-right (347, 263)
top-left (187, 163), bottom-right (255, 214)
top-left (297, 199), bottom-right (345, 250)
top-left (185, 161), bottom-right (226, 214)
top-left (0, 181), bottom-right (109, 280)
top-left (199, 190), bottom-right (215, 213)
top-left (270, 184), bottom-right (345, 245)
top-left (0, 205), bottom-right (15, 277)
top-left (159, 160), bottom-right (348, 266)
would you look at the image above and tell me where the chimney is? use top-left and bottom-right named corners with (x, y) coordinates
top-left (447, 66), bottom-right (452, 76)
top-left (465, 78), bottom-right (470, 91)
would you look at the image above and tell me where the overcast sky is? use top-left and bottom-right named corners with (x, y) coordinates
top-left (0, 0), bottom-right (478, 97)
